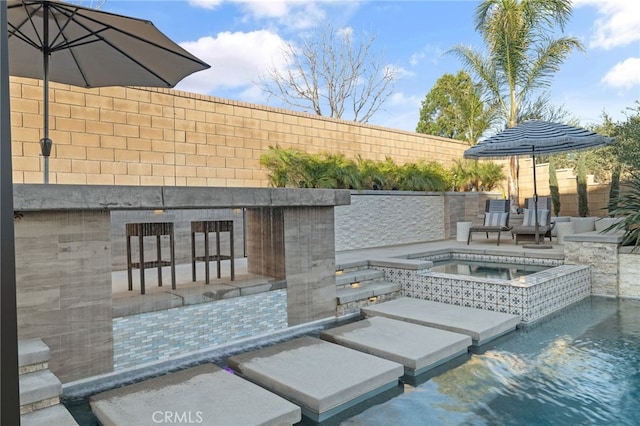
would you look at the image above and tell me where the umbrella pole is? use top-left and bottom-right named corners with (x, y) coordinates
top-left (523, 152), bottom-right (552, 249)
top-left (40, 3), bottom-right (52, 184)
top-left (533, 153), bottom-right (540, 244)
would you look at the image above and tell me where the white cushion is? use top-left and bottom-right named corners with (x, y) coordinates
top-left (483, 212), bottom-right (508, 227)
top-left (594, 217), bottom-right (623, 233)
top-left (522, 209), bottom-right (548, 227)
top-left (571, 217), bottom-right (596, 233)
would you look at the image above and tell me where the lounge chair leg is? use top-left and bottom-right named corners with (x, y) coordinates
top-left (467, 231), bottom-right (471, 245)
top-left (497, 231), bottom-right (501, 246)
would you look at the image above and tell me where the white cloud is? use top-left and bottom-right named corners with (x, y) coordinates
top-left (601, 57), bottom-right (640, 89)
top-left (408, 44), bottom-right (444, 67)
top-left (187, 0), bottom-right (224, 10)
top-left (573, 0), bottom-right (640, 49)
top-left (176, 30), bottom-right (289, 95)
top-left (189, 0), bottom-right (327, 30)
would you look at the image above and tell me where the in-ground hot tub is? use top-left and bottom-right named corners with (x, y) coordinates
top-left (372, 252), bottom-right (590, 324)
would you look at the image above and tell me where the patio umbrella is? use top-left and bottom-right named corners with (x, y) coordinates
top-left (464, 120), bottom-right (614, 247)
top-left (7, 0), bottom-right (210, 183)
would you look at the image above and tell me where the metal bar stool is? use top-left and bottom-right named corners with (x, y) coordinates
top-left (126, 222), bottom-right (176, 295)
top-left (191, 220), bottom-right (234, 284)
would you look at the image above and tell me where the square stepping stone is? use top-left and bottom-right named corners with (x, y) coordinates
top-left (321, 316), bottom-right (471, 376)
top-left (90, 364), bottom-right (300, 426)
top-left (362, 297), bottom-right (520, 345)
top-left (227, 336), bottom-right (403, 422)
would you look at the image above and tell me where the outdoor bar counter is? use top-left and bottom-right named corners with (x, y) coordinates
top-left (13, 184), bottom-right (350, 383)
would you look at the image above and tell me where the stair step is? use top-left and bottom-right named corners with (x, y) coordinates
top-left (337, 281), bottom-right (401, 304)
top-left (21, 404), bottom-right (78, 426)
top-left (18, 339), bottom-right (50, 374)
top-left (335, 269), bottom-right (384, 286)
top-left (19, 369), bottom-right (62, 410)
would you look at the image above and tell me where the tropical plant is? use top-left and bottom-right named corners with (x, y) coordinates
top-left (448, 0), bottom-right (584, 206)
top-left (605, 173), bottom-right (640, 252)
top-left (449, 159), bottom-right (506, 192)
top-left (416, 71), bottom-right (497, 144)
top-left (259, 147), bottom-right (451, 191)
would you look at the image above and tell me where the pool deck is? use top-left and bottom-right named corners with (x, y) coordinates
top-left (335, 237), bottom-right (565, 267)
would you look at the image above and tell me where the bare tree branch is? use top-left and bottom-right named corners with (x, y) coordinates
top-left (258, 24), bottom-right (396, 123)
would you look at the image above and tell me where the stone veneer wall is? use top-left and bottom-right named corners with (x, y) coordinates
top-left (9, 76), bottom-right (468, 186)
top-left (564, 235), bottom-right (620, 297)
top-left (618, 250), bottom-right (640, 298)
top-left (113, 289), bottom-right (287, 370)
top-left (335, 191), bottom-right (496, 251)
top-left (14, 210), bottom-right (113, 383)
top-left (13, 184), bottom-right (348, 384)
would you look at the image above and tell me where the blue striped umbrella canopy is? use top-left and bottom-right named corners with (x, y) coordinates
top-left (464, 120), bottom-right (613, 159)
top-left (464, 120), bottom-right (613, 247)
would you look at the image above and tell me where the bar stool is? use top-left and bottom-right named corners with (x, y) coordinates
top-left (126, 222), bottom-right (176, 295)
top-left (191, 220), bottom-right (235, 284)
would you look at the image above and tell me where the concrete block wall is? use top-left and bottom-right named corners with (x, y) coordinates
top-left (518, 158), bottom-right (611, 217)
top-left (10, 76), bottom-right (469, 186)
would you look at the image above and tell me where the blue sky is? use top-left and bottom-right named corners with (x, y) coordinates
top-left (100, 0), bottom-right (640, 133)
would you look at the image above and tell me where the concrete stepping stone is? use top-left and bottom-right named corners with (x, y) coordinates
top-left (362, 297), bottom-right (520, 346)
top-left (320, 316), bottom-right (472, 376)
top-left (90, 364), bottom-right (301, 426)
top-left (227, 336), bottom-right (403, 422)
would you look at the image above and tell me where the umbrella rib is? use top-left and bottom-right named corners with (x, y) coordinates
top-left (8, 1), bottom-right (45, 50)
top-left (45, 2), bottom-right (207, 87)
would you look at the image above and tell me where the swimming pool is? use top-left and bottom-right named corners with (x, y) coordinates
top-left (342, 296), bottom-right (640, 426)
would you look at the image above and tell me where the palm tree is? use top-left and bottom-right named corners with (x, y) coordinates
top-left (449, 0), bottom-right (584, 208)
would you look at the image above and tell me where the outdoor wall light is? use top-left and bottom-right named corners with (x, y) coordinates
top-left (335, 270), bottom-right (344, 275)
top-left (153, 210), bottom-right (164, 215)
top-left (350, 282), bottom-right (360, 288)
top-left (368, 296), bottom-right (378, 302)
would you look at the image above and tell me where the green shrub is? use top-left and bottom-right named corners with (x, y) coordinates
top-left (606, 173), bottom-right (640, 252)
top-left (259, 146), bottom-right (450, 191)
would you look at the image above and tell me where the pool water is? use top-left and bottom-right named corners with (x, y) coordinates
top-left (430, 260), bottom-right (549, 280)
top-left (341, 296), bottom-right (640, 426)
top-left (64, 297), bottom-right (639, 425)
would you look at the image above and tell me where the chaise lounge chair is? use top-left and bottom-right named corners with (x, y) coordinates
top-left (467, 199), bottom-right (511, 246)
top-left (510, 197), bottom-right (554, 244)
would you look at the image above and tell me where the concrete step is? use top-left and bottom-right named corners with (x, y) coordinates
top-left (18, 339), bottom-right (50, 374)
top-left (19, 369), bottom-right (62, 414)
top-left (335, 269), bottom-right (384, 287)
top-left (337, 281), bottom-right (401, 304)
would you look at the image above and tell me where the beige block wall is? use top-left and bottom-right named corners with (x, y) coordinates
top-left (518, 158), bottom-right (611, 217)
top-left (10, 77), bottom-right (469, 187)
